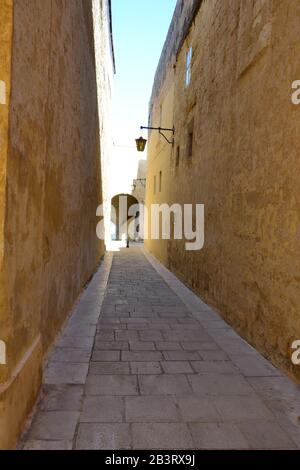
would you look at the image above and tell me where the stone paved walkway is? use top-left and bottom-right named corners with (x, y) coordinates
top-left (21, 247), bottom-right (300, 450)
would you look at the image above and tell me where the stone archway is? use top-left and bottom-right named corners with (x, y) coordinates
top-left (110, 194), bottom-right (140, 241)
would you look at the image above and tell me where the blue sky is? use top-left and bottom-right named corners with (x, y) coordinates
top-left (111, 0), bottom-right (177, 146)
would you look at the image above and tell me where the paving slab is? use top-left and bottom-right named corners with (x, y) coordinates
top-left (23, 440), bottom-right (73, 450)
top-left (189, 423), bottom-right (250, 450)
top-left (130, 362), bottom-right (162, 375)
top-left (89, 361), bottom-right (130, 375)
top-left (125, 396), bottom-right (179, 422)
top-left (80, 396), bottom-right (124, 423)
top-left (40, 385), bottom-right (84, 411)
top-left (188, 373), bottom-right (256, 396)
top-left (85, 374), bottom-right (139, 396)
top-left (132, 423), bottom-right (194, 449)
top-left (91, 350), bottom-right (120, 362)
top-left (237, 421), bottom-right (297, 449)
top-left (27, 411), bottom-right (79, 441)
top-left (161, 361), bottom-right (194, 374)
top-left (44, 363), bottom-right (89, 385)
top-left (122, 351), bottom-right (163, 362)
top-left (130, 341), bottom-right (156, 351)
top-left (75, 423), bottom-right (131, 450)
top-left (139, 374), bottom-right (192, 395)
top-left (49, 348), bottom-right (91, 363)
top-left (94, 340), bottom-right (129, 351)
top-left (57, 336), bottom-right (94, 350)
top-left (176, 395), bottom-right (221, 423)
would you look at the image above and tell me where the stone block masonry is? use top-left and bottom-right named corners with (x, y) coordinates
top-left (0, 0), bottom-right (113, 448)
top-left (145, 0), bottom-right (300, 383)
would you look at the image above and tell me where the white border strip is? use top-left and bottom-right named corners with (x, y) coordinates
top-left (0, 80), bottom-right (6, 104)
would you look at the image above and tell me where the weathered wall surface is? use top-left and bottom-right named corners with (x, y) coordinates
top-left (0, 0), bottom-right (105, 448)
top-left (145, 64), bottom-right (175, 265)
top-left (132, 160), bottom-right (147, 206)
top-left (0, 1), bottom-right (13, 375)
top-left (93, 0), bottom-right (115, 247)
top-left (146, 0), bottom-right (300, 382)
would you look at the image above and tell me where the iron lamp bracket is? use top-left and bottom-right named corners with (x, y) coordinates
top-left (140, 126), bottom-right (175, 145)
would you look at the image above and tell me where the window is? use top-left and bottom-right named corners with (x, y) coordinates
top-left (159, 171), bottom-right (162, 192)
top-left (185, 46), bottom-right (193, 87)
top-left (187, 119), bottom-right (194, 158)
top-left (176, 146), bottom-right (180, 167)
top-left (153, 175), bottom-right (156, 195)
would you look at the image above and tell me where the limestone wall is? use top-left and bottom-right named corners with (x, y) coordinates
top-left (0, 0), bottom-right (107, 448)
top-left (132, 160), bottom-right (147, 206)
top-left (93, 0), bottom-right (115, 247)
top-left (146, 0), bottom-right (300, 382)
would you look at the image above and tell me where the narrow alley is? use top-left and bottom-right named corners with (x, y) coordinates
top-left (2, 0), bottom-right (300, 456)
top-left (20, 247), bottom-right (300, 450)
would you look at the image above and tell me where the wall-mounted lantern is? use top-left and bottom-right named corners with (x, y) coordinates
top-left (135, 126), bottom-right (175, 152)
top-left (135, 136), bottom-right (147, 152)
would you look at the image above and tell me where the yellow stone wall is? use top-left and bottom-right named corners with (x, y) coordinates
top-left (0, 0), bottom-right (13, 385)
top-left (146, 0), bottom-right (300, 382)
top-left (145, 67), bottom-right (175, 266)
top-left (132, 160), bottom-right (147, 206)
top-left (0, 0), bottom-right (108, 448)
